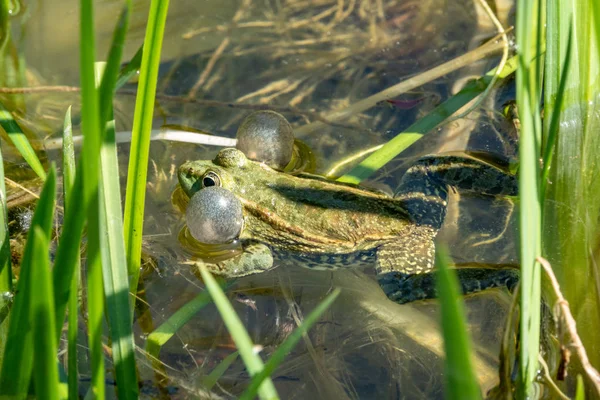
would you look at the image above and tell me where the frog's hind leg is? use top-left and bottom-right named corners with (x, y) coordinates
top-left (395, 155), bottom-right (518, 229)
top-left (376, 234), bottom-right (520, 304)
top-left (376, 230), bottom-right (437, 302)
top-left (386, 267), bottom-right (520, 304)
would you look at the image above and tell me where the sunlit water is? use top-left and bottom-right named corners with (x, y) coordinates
top-left (0, 0), bottom-right (547, 398)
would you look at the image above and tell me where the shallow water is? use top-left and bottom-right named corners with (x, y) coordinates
top-left (0, 0), bottom-right (532, 397)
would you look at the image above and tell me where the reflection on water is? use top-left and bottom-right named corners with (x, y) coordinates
top-left (0, 0), bottom-right (531, 397)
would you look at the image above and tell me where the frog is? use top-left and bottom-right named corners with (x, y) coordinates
top-left (178, 147), bottom-right (520, 304)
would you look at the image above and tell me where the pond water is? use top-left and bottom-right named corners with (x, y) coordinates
top-left (0, 0), bottom-right (540, 398)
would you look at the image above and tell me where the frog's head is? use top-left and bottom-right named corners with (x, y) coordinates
top-left (178, 148), bottom-right (265, 198)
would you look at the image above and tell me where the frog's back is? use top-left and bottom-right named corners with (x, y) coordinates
top-left (238, 164), bottom-right (413, 250)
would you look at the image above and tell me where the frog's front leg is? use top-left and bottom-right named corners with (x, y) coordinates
top-left (194, 242), bottom-right (274, 279)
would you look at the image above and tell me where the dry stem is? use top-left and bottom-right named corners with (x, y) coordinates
top-left (537, 256), bottom-right (600, 396)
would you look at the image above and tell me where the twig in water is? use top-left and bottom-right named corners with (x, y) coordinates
top-left (537, 256), bottom-right (600, 396)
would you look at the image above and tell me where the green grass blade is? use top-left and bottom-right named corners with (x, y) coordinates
top-left (337, 55), bottom-right (518, 184)
top-left (124, 0), bottom-right (170, 299)
top-left (198, 265), bottom-right (279, 400)
top-left (434, 248), bottom-right (481, 400)
top-left (0, 140), bottom-right (11, 294)
top-left (52, 0), bottom-right (127, 341)
top-left (52, 162), bottom-right (86, 340)
top-left (516, 0), bottom-right (544, 395)
top-left (0, 141), bottom-right (11, 366)
top-left (30, 227), bottom-right (59, 400)
top-left (541, 26), bottom-right (572, 189)
top-left (543, 0), bottom-right (600, 380)
top-left (202, 352), bottom-right (239, 390)
top-left (62, 107), bottom-right (75, 194)
top-left (0, 0), bottom-right (9, 55)
top-left (0, 165), bottom-right (56, 396)
top-left (593, 0), bottom-right (600, 61)
top-left (62, 106), bottom-right (80, 400)
top-left (0, 101), bottom-right (46, 179)
top-left (99, 119), bottom-right (138, 400)
top-left (239, 289), bottom-right (340, 400)
top-left (79, 0), bottom-right (104, 394)
top-left (575, 375), bottom-right (585, 400)
top-left (98, 1), bottom-right (132, 126)
top-left (87, 200), bottom-right (105, 399)
top-left (115, 44), bottom-right (143, 90)
top-left (146, 290), bottom-right (213, 360)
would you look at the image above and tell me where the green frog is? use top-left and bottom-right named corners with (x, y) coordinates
top-left (178, 147), bottom-right (519, 304)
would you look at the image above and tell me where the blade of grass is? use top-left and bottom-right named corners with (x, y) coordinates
top-left (124, 0), bottom-right (170, 301)
top-left (98, 1), bottom-right (132, 127)
top-left (52, 160), bottom-right (86, 340)
top-left (0, 101), bottom-right (46, 179)
top-left (52, 0), bottom-right (133, 342)
top-left (115, 44), bottom-right (143, 91)
top-left (99, 118), bottom-right (138, 400)
top-left (0, 165), bottom-right (56, 395)
top-left (239, 288), bottom-right (340, 400)
top-left (91, 28), bottom-right (142, 394)
top-left (30, 227), bottom-right (58, 400)
top-left (434, 247), bottom-right (481, 400)
top-left (0, 0), bottom-right (9, 55)
top-left (79, 0), bottom-right (105, 392)
top-left (202, 352), bottom-right (239, 391)
top-left (575, 375), bottom-right (585, 400)
top-left (146, 290), bottom-right (213, 360)
top-left (62, 106), bottom-right (75, 206)
top-left (516, 0), bottom-right (544, 395)
top-left (62, 106), bottom-right (81, 400)
top-left (0, 140), bottom-right (11, 294)
top-left (57, 0), bottom-right (134, 391)
top-left (543, 0), bottom-right (600, 381)
top-left (198, 265), bottom-right (279, 400)
top-left (337, 55), bottom-right (518, 184)
top-left (541, 26), bottom-right (572, 190)
top-left (0, 141), bottom-right (11, 368)
top-left (86, 191), bottom-right (104, 399)
top-left (594, 0), bottom-right (600, 61)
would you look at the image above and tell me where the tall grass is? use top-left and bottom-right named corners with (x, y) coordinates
top-left (515, 0), bottom-right (600, 395)
top-left (544, 0), bottom-right (600, 385)
top-left (0, 142), bottom-right (10, 369)
top-left (434, 248), bottom-right (481, 399)
top-left (123, 0), bottom-right (171, 300)
top-left (515, 0), bottom-right (545, 395)
top-left (0, 166), bottom-right (56, 395)
top-left (62, 106), bottom-right (80, 400)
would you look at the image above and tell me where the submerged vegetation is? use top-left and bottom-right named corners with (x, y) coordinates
top-left (0, 0), bottom-right (599, 398)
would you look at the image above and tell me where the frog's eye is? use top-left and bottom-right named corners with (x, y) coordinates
top-left (202, 171), bottom-right (221, 188)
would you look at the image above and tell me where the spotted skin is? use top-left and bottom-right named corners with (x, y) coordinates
top-left (179, 148), bottom-right (519, 304)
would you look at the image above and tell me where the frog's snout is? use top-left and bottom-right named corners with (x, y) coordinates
top-left (178, 162), bottom-right (200, 196)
